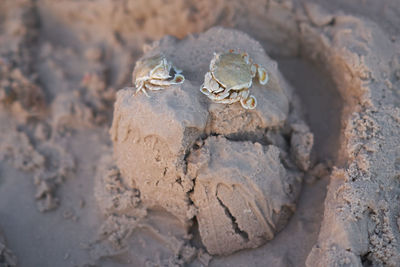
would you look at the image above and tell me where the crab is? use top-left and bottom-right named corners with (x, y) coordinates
top-left (200, 50), bottom-right (269, 109)
top-left (133, 54), bottom-right (185, 97)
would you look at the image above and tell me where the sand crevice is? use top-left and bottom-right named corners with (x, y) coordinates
top-left (216, 193), bottom-right (250, 242)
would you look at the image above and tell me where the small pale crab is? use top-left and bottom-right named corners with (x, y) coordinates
top-left (133, 54), bottom-right (184, 96)
top-left (200, 50), bottom-right (269, 109)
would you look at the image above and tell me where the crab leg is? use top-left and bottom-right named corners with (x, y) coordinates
top-left (212, 84), bottom-right (225, 94)
top-left (144, 83), bottom-right (165, 91)
top-left (148, 74), bottom-right (184, 86)
top-left (207, 93), bottom-right (222, 101)
top-left (138, 86), bottom-right (150, 97)
top-left (135, 80), bottom-right (146, 96)
top-left (230, 91), bottom-right (239, 99)
top-left (148, 79), bottom-right (174, 86)
top-left (208, 92), bottom-right (228, 102)
top-left (216, 98), bottom-right (238, 104)
top-left (217, 92), bottom-right (241, 104)
top-left (213, 90), bottom-right (230, 101)
top-left (239, 89), bottom-right (250, 100)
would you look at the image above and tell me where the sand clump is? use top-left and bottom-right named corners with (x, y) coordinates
top-left (188, 136), bottom-right (300, 255)
top-left (0, 117), bottom-right (76, 211)
top-left (107, 27), bottom-right (313, 255)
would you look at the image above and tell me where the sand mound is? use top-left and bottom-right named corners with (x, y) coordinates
top-left (104, 27), bottom-right (312, 255)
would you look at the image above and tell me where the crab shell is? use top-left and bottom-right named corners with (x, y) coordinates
top-left (133, 54), bottom-right (184, 96)
top-left (210, 52), bottom-right (254, 92)
top-left (134, 54), bottom-right (171, 82)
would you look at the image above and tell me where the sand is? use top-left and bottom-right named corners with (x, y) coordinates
top-left (0, 0), bottom-right (399, 266)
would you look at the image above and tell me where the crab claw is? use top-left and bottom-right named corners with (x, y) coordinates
top-left (257, 67), bottom-right (269, 85)
top-left (200, 86), bottom-right (211, 96)
top-left (171, 73), bottom-right (185, 84)
top-left (240, 95), bottom-right (257, 109)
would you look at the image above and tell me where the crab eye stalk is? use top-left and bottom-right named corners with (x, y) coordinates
top-left (257, 67), bottom-right (268, 85)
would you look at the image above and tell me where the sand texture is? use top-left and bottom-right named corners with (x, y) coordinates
top-left (0, 0), bottom-right (399, 266)
top-left (189, 137), bottom-right (300, 255)
top-left (0, 229), bottom-right (17, 267)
